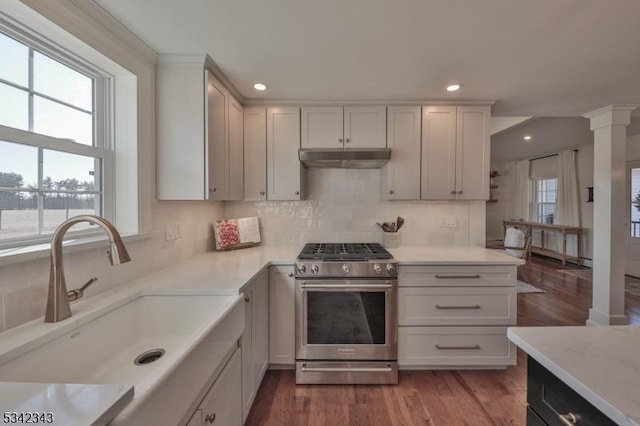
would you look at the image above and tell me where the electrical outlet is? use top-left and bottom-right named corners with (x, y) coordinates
top-left (440, 216), bottom-right (457, 228)
top-left (165, 222), bottom-right (182, 240)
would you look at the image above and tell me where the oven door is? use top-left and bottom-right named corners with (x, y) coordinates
top-left (295, 279), bottom-right (397, 361)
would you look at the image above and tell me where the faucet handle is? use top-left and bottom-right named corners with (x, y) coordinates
top-left (67, 277), bottom-right (98, 302)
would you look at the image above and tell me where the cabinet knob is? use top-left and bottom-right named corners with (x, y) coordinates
top-left (457, 190), bottom-right (463, 194)
top-left (295, 191), bottom-right (300, 195)
top-left (244, 296), bottom-right (250, 303)
top-left (260, 191), bottom-right (265, 195)
top-left (389, 190), bottom-right (394, 194)
top-left (210, 187), bottom-right (217, 192)
top-left (338, 138), bottom-right (343, 143)
top-left (345, 138), bottom-right (350, 143)
top-left (287, 272), bottom-right (294, 277)
top-left (450, 190), bottom-right (456, 195)
top-left (205, 413), bottom-right (216, 423)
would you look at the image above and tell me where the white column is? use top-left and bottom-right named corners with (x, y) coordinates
top-left (583, 105), bottom-right (638, 326)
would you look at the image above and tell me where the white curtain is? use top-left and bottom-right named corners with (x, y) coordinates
top-left (512, 160), bottom-right (531, 221)
top-left (555, 150), bottom-right (581, 254)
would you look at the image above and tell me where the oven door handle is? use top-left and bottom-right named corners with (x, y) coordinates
top-left (300, 365), bottom-right (394, 373)
top-left (299, 283), bottom-right (394, 289)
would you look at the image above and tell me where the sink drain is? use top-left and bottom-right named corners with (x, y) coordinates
top-left (134, 348), bottom-right (165, 365)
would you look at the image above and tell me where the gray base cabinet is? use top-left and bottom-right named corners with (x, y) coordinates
top-left (398, 264), bottom-right (517, 368)
top-left (241, 269), bottom-right (269, 422)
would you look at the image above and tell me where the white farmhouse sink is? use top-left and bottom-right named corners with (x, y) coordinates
top-left (0, 289), bottom-right (245, 425)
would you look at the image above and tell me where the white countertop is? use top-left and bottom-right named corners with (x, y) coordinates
top-left (0, 382), bottom-right (133, 426)
top-left (389, 245), bottom-right (524, 265)
top-left (508, 325), bottom-right (640, 426)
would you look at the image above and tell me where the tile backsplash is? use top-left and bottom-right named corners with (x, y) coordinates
top-left (225, 168), bottom-right (482, 246)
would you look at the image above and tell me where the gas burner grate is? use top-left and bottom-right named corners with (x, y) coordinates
top-left (298, 243), bottom-right (392, 260)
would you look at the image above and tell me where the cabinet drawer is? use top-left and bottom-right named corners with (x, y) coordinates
top-left (398, 287), bottom-right (516, 326)
top-left (398, 326), bottom-right (516, 367)
top-left (527, 357), bottom-right (616, 426)
top-left (399, 265), bottom-right (515, 287)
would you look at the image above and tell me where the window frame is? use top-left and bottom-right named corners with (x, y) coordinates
top-left (0, 21), bottom-right (115, 249)
top-left (534, 177), bottom-right (558, 225)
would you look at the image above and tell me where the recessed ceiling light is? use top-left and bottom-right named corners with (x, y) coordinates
top-left (253, 83), bottom-right (267, 91)
top-left (446, 84), bottom-right (462, 92)
top-left (524, 135), bottom-right (532, 141)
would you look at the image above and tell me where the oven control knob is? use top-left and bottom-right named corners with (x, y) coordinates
top-left (342, 264), bottom-right (351, 274)
top-left (373, 264), bottom-right (383, 274)
top-left (310, 264), bottom-right (319, 274)
top-left (297, 263), bottom-right (306, 274)
top-left (386, 264), bottom-right (396, 275)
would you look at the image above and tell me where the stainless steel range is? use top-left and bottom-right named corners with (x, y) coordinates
top-left (295, 243), bottom-right (398, 385)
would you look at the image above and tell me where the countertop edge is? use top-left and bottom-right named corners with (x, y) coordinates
top-left (507, 328), bottom-right (638, 426)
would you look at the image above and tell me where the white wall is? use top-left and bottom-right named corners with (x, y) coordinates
top-left (0, 1), bottom-right (224, 332)
top-left (225, 168), bottom-right (485, 246)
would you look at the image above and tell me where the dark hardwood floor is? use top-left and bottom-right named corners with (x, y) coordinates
top-left (245, 256), bottom-right (640, 426)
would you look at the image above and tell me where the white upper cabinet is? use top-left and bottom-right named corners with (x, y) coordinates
top-left (344, 106), bottom-right (386, 148)
top-left (301, 107), bottom-right (343, 148)
top-left (228, 94), bottom-right (244, 200)
top-left (383, 106), bottom-right (421, 200)
top-left (455, 106), bottom-right (490, 200)
top-left (421, 105), bottom-right (489, 200)
top-left (301, 106), bottom-right (386, 149)
top-left (207, 72), bottom-right (230, 200)
top-left (267, 107), bottom-right (305, 201)
top-left (157, 56), bottom-right (243, 201)
top-left (243, 107), bottom-right (267, 201)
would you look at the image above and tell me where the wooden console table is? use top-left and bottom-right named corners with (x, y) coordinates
top-left (503, 220), bottom-right (584, 266)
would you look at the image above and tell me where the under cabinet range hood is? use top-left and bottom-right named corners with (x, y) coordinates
top-left (298, 148), bottom-right (391, 169)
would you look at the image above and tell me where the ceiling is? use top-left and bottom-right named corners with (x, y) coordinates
top-left (94, 0), bottom-right (640, 116)
top-left (491, 116), bottom-right (640, 162)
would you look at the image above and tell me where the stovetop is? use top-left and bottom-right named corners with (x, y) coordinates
top-left (297, 243), bottom-right (392, 261)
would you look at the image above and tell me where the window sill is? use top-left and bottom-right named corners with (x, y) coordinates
top-left (0, 233), bottom-right (152, 267)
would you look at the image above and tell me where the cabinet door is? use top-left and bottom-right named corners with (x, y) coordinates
top-left (267, 107), bottom-right (304, 201)
top-left (197, 348), bottom-right (242, 426)
top-left (206, 72), bottom-right (229, 200)
top-left (241, 287), bottom-right (253, 422)
top-left (344, 106), bottom-right (387, 148)
top-left (244, 107), bottom-right (267, 201)
top-left (269, 266), bottom-right (295, 365)
top-left (384, 106), bottom-right (421, 200)
top-left (301, 106), bottom-right (343, 148)
top-left (252, 270), bottom-right (269, 390)
top-left (421, 106), bottom-right (456, 200)
top-left (455, 106), bottom-right (490, 200)
top-left (228, 94), bottom-right (244, 200)
top-left (157, 62), bottom-right (206, 200)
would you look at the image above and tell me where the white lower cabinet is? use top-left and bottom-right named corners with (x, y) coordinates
top-left (398, 264), bottom-right (517, 368)
top-left (241, 269), bottom-right (269, 422)
top-left (187, 348), bottom-right (242, 426)
top-left (269, 265), bottom-right (295, 365)
top-left (398, 326), bottom-right (516, 367)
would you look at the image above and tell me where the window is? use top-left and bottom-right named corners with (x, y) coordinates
top-left (630, 166), bottom-right (640, 238)
top-left (0, 27), bottom-right (113, 247)
top-left (535, 178), bottom-right (557, 224)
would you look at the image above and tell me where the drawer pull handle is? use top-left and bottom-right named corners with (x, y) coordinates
top-left (435, 304), bottom-right (481, 309)
top-left (435, 344), bottom-right (480, 350)
top-left (435, 274), bottom-right (481, 279)
top-left (558, 413), bottom-right (578, 425)
top-left (205, 413), bottom-right (216, 423)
